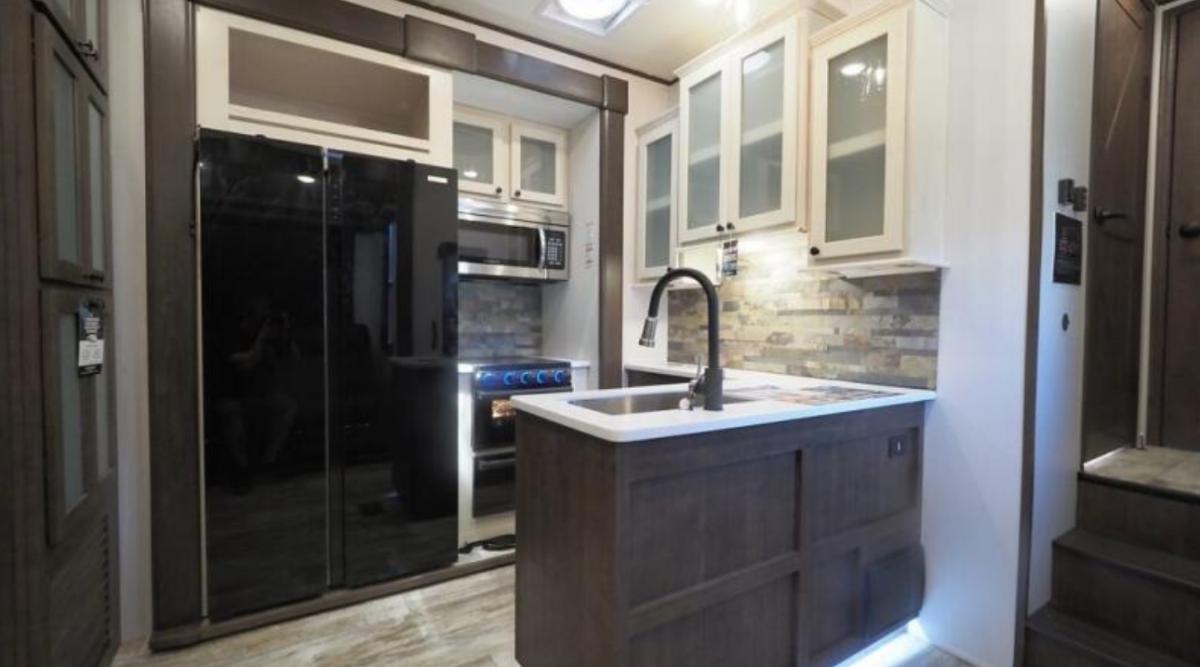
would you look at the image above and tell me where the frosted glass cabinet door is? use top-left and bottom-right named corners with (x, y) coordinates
top-left (636, 116), bottom-right (678, 280)
top-left (453, 108), bottom-right (509, 197)
top-left (510, 122), bottom-right (567, 207)
top-left (679, 63), bottom-right (728, 243)
top-left (810, 9), bottom-right (908, 259)
top-left (35, 14), bottom-right (109, 287)
top-left (730, 19), bottom-right (797, 232)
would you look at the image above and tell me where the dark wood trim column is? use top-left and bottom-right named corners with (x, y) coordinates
top-left (598, 76), bottom-right (628, 389)
top-left (1015, 0), bottom-right (1047, 663)
top-left (144, 0), bottom-right (204, 630)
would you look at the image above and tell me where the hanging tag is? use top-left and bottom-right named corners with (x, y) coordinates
top-left (77, 301), bottom-right (104, 376)
top-left (720, 239), bottom-right (739, 278)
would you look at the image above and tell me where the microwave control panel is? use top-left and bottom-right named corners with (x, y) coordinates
top-left (544, 230), bottom-right (567, 270)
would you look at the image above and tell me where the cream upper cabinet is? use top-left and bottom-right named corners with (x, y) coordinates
top-left (678, 11), bottom-right (815, 244)
top-left (454, 108), bottom-right (509, 197)
top-left (635, 111), bottom-right (678, 281)
top-left (453, 107), bottom-right (569, 208)
top-left (808, 0), bottom-right (948, 272)
top-left (510, 122), bottom-right (568, 207)
top-left (195, 6), bottom-right (452, 166)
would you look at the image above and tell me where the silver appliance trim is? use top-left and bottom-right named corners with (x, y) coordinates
top-left (458, 261), bottom-right (548, 281)
top-left (459, 195), bottom-right (569, 227)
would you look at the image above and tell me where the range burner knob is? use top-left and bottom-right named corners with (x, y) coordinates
top-left (520, 371), bottom-right (533, 386)
top-left (536, 370), bottom-right (548, 385)
top-left (479, 372), bottom-right (495, 386)
top-left (503, 372), bottom-right (516, 386)
top-left (553, 369), bottom-right (568, 385)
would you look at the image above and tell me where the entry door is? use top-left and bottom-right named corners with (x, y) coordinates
top-left (1081, 0), bottom-right (1152, 462)
top-left (1158, 5), bottom-right (1200, 451)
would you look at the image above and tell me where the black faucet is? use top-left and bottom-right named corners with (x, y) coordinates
top-left (638, 268), bottom-right (723, 411)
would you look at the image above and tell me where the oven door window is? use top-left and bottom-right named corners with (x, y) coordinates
top-left (459, 220), bottom-right (542, 268)
top-left (473, 394), bottom-right (516, 450)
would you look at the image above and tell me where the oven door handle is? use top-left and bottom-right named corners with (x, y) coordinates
top-left (477, 456), bottom-right (516, 472)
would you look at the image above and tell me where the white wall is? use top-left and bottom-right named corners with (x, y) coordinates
top-left (543, 112), bottom-right (601, 384)
top-left (1026, 0), bottom-right (1094, 614)
top-left (918, 1), bottom-right (1037, 665)
top-left (109, 0), bottom-right (152, 645)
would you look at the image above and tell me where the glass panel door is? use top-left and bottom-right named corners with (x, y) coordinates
top-left (810, 9), bottom-right (908, 260)
top-left (51, 55), bottom-right (81, 266)
top-left (510, 122), bottom-right (566, 206)
top-left (825, 35), bottom-right (888, 243)
top-left (681, 66), bottom-right (725, 242)
top-left (732, 20), bottom-right (796, 231)
top-left (453, 108), bottom-right (508, 197)
top-left (637, 116), bottom-right (677, 281)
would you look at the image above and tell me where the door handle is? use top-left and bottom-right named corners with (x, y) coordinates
top-left (1179, 222), bottom-right (1200, 239)
top-left (1093, 207), bottom-right (1128, 224)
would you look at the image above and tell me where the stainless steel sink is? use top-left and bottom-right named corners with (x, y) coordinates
top-left (569, 391), bottom-right (751, 415)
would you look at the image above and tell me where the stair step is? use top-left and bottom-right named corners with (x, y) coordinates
top-left (1078, 474), bottom-right (1200, 561)
top-left (1026, 606), bottom-right (1194, 667)
top-left (1052, 529), bottom-right (1200, 663)
top-left (1056, 529), bottom-right (1200, 592)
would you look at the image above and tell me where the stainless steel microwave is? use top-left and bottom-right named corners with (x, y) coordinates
top-left (458, 196), bottom-right (569, 282)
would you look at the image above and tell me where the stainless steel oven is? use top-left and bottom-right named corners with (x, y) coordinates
top-left (466, 357), bottom-right (573, 516)
top-left (458, 196), bottom-right (569, 282)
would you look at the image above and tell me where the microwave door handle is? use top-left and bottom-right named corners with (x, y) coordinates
top-left (537, 226), bottom-right (547, 270)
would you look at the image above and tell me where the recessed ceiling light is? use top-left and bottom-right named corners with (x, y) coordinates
top-left (539, 0), bottom-right (646, 36)
top-left (296, 174), bottom-right (317, 184)
top-left (557, 0), bottom-right (626, 21)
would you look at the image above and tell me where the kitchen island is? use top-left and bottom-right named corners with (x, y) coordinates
top-left (511, 373), bottom-right (935, 667)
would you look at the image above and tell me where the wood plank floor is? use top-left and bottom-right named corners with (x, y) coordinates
top-left (116, 566), bottom-right (973, 667)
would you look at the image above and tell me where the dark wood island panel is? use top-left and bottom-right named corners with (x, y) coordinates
top-left (515, 403), bottom-right (926, 667)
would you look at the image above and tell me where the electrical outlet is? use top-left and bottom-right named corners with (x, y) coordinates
top-left (888, 436), bottom-right (909, 458)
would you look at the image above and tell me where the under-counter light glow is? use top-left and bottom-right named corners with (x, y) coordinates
top-left (840, 62), bottom-right (867, 77)
top-left (836, 624), bottom-right (931, 667)
top-left (296, 174), bottom-right (317, 185)
top-left (556, 0), bottom-right (626, 20)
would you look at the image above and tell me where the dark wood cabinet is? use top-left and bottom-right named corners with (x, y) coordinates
top-left (34, 12), bottom-right (110, 289)
top-left (38, 286), bottom-right (118, 667)
top-left (515, 404), bottom-right (926, 667)
top-left (35, 0), bottom-right (107, 90)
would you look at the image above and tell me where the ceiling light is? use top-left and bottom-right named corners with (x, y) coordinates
top-left (840, 62), bottom-right (867, 77)
top-left (296, 174), bottom-right (316, 184)
top-left (556, 0), bottom-right (626, 20)
top-left (873, 67), bottom-right (887, 86)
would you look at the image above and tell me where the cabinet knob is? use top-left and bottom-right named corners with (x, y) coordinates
top-left (716, 224), bottom-right (725, 233)
top-left (810, 247), bottom-right (821, 256)
top-left (514, 189), bottom-right (522, 198)
top-left (495, 186), bottom-right (503, 195)
top-left (726, 222), bottom-right (735, 232)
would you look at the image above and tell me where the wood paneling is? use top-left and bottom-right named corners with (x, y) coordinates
top-left (403, 15), bottom-right (475, 71)
top-left (195, 0), bottom-right (405, 55)
top-left (145, 0), bottom-right (204, 630)
top-left (475, 42), bottom-right (605, 108)
top-left (516, 405), bottom-right (926, 667)
top-left (0, 1), bottom-right (47, 663)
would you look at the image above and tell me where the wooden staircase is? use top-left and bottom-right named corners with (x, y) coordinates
top-left (1025, 473), bottom-right (1200, 666)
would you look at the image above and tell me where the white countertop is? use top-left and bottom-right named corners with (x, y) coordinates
top-left (457, 358), bottom-right (591, 374)
top-left (512, 362), bottom-right (935, 443)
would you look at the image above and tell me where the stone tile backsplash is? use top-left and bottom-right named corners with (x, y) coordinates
top-left (667, 242), bottom-right (941, 389)
top-left (459, 280), bottom-right (542, 358)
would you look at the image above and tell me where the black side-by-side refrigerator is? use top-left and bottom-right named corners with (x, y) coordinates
top-left (198, 129), bottom-right (459, 620)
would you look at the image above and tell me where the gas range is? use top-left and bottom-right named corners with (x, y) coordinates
top-left (463, 356), bottom-right (573, 392)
